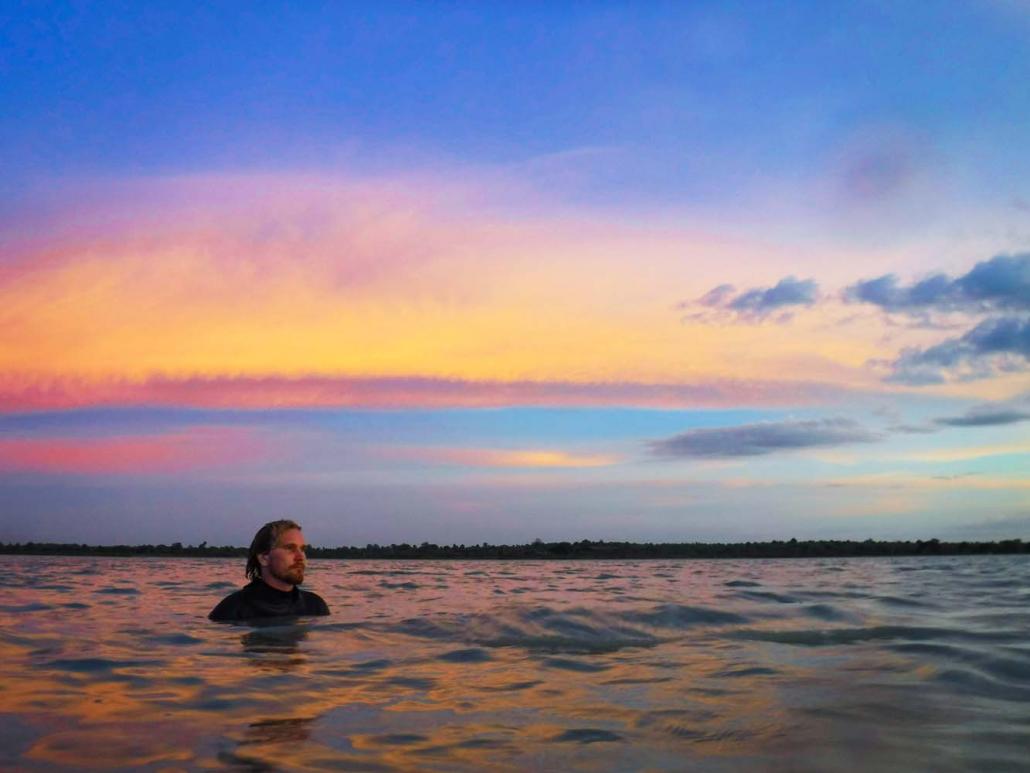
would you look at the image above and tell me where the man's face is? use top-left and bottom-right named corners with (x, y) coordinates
top-left (261, 528), bottom-right (307, 587)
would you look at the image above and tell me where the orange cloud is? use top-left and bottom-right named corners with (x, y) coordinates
top-left (0, 427), bottom-right (266, 474)
top-left (389, 446), bottom-right (621, 469)
top-left (0, 173), bottom-right (890, 395)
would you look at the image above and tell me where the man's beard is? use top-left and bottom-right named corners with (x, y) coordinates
top-left (270, 564), bottom-right (305, 586)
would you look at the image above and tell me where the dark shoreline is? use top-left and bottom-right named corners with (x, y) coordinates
top-left (1, 538), bottom-right (1026, 560)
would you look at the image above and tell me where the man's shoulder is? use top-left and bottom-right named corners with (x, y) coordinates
top-left (299, 588), bottom-right (330, 615)
top-left (208, 584), bottom-right (255, 621)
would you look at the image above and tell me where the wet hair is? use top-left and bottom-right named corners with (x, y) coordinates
top-left (246, 519), bottom-right (302, 581)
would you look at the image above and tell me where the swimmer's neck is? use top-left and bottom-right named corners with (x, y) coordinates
top-left (259, 572), bottom-right (294, 592)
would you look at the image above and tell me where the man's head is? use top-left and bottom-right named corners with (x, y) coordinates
top-left (246, 519), bottom-right (307, 590)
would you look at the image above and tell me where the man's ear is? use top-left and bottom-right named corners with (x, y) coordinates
top-left (258, 552), bottom-right (270, 567)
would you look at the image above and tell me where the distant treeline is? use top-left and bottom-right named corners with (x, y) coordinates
top-left (0, 538), bottom-right (1026, 560)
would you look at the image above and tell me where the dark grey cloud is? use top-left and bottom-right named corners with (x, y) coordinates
top-left (935, 396), bottom-right (1030, 428)
top-left (937, 410), bottom-right (1030, 427)
top-left (887, 316), bottom-right (1030, 384)
top-left (887, 423), bottom-right (939, 434)
top-left (845, 253), bottom-right (1030, 313)
top-left (650, 418), bottom-right (880, 459)
top-left (681, 276), bottom-right (818, 323)
top-left (730, 276), bottom-right (818, 312)
top-left (678, 253), bottom-right (1028, 387)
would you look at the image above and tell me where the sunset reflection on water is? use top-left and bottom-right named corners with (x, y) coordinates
top-left (1, 555), bottom-right (1028, 771)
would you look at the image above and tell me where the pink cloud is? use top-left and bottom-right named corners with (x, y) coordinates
top-left (0, 173), bottom-right (521, 298)
top-left (0, 373), bottom-right (852, 412)
top-left (0, 426), bottom-right (267, 474)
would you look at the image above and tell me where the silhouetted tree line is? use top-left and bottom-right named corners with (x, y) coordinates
top-left (0, 537), bottom-right (1026, 559)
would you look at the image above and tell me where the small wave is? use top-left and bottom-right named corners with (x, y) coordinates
top-left (802, 604), bottom-right (852, 621)
top-left (712, 665), bottom-right (778, 678)
top-left (731, 624), bottom-right (1024, 647)
top-left (623, 603), bottom-right (748, 628)
top-left (392, 617), bottom-right (454, 640)
top-left (0, 602), bottom-right (53, 613)
top-left (635, 708), bottom-right (719, 730)
top-left (350, 658), bottom-right (393, 673)
top-left (601, 676), bottom-right (674, 685)
top-left (43, 657), bottom-right (160, 673)
top-left (350, 566), bottom-right (424, 576)
top-left (366, 733), bottom-right (428, 746)
top-left (475, 679), bottom-right (542, 692)
top-left (144, 632), bottom-right (204, 646)
top-left (551, 728), bottom-right (622, 744)
top-left (725, 580), bottom-right (761, 587)
top-left (875, 594), bottom-right (934, 609)
top-left (388, 607), bottom-right (659, 653)
top-left (890, 642), bottom-right (1030, 683)
top-left (540, 657), bottom-right (611, 672)
top-left (96, 587), bottom-right (140, 595)
top-left (452, 737), bottom-right (513, 750)
top-left (382, 602), bottom-right (759, 654)
top-left (438, 647), bottom-right (492, 663)
top-left (933, 666), bottom-right (1030, 702)
top-left (385, 676), bottom-right (436, 689)
top-left (738, 590), bottom-right (799, 604)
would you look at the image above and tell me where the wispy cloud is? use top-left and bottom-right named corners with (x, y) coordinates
top-left (0, 172), bottom-right (876, 392)
top-left (823, 472), bottom-right (1030, 491)
top-left (649, 418), bottom-right (880, 458)
top-left (936, 399), bottom-right (1030, 428)
top-left (680, 276), bottom-right (819, 324)
top-left (390, 447), bottom-right (620, 469)
top-left (0, 374), bottom-right (853, 412)
top-left (896, 442), bottom-right (1030, 463)
top-left (0, 427), bottom-right (265, 474)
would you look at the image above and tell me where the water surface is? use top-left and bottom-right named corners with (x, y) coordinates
top-left (1, 555), bottom-right (1028, 770)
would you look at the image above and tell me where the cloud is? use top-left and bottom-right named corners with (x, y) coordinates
top-left (845, 254), bottom-right (1030, 384)
top-left (845, 253), bottom-right (1030, 313)
top-left (885, 316), bottom-right (1030, 384)
top-left (898, 442), bottom-right (1030, 463)
top-left (0, 427), bottom-right (266, 475)
top-left (681, 276), bottom-right (819, 323)
top-left (649, 418), bottom-right (880, 458)
top-left (387, 447), bottom-right (620, 469)
top-left (0, 373), bottom-right (855, 412)
top-left (836, 137), bottom-right (920, 204)
top-left (935, 397), bottom-right (1030, 427)
top-left (0, 172), bottom-right (876, 391)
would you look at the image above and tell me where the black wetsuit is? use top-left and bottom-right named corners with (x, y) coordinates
top-left (208, 579), bottom-right (330, 621)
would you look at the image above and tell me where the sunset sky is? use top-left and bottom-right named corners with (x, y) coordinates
top-left (2, 2), bottom-right (1028, 546)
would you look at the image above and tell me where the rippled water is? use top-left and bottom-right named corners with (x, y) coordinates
top-left (1, 555), bottom-right (1028, 771)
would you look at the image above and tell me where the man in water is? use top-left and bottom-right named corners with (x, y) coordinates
top-left (209, 519), bottom-right (331, 621)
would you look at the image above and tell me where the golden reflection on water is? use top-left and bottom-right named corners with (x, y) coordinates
top-left (1, 555), bottom-right (1027, 771)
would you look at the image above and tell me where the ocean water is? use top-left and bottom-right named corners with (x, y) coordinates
top-left (0, 555), bottom-right (1028, 771)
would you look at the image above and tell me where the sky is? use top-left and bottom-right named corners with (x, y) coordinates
top-left (1, 1), bottom-right (1028, 546)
